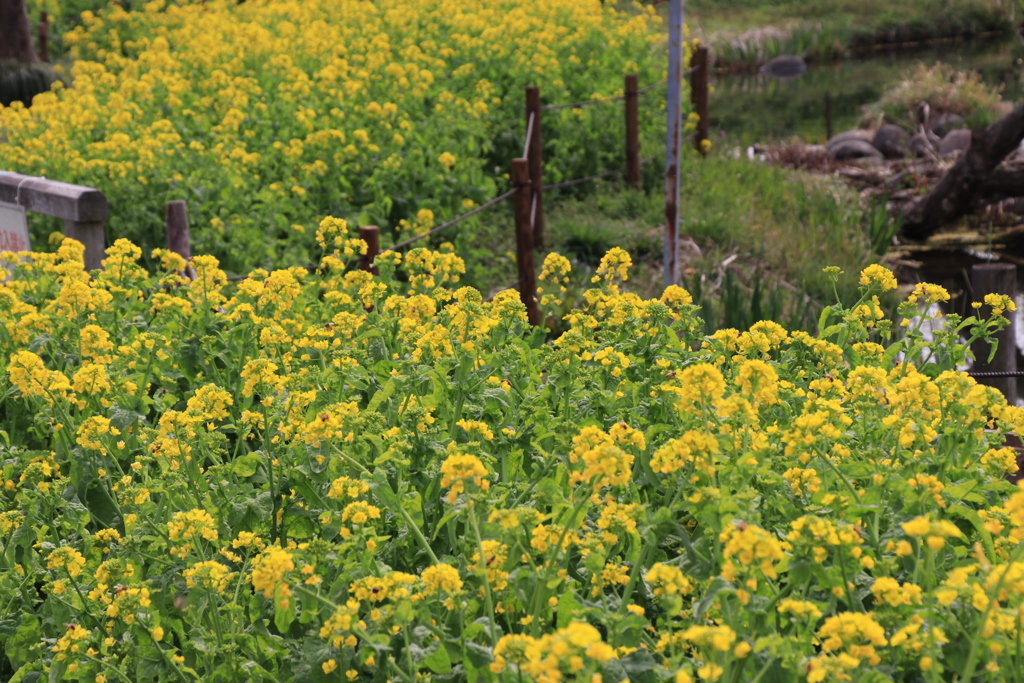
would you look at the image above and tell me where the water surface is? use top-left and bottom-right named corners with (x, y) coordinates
top-left (709, 38), bottom-right (1024, 145)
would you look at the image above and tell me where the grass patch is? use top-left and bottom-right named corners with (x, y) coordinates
top-left (687, 0), bottom-right (1005, 36)
top-left (861, 61), bottom-right (1006, 128)
top-left (683, 0), bottom-right (1010, 66)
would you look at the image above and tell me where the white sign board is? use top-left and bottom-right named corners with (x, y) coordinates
top-left (0, 202), bottom-right (31, 253)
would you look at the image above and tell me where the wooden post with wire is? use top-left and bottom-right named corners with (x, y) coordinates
top-left (691, 46), bottom-right (709, 156)
top-left (512, 158), bottom-right (540, 326)
top-left (526, 86), bottom-right (545, 250)
top-left (625, 74), bottom-right (640, 188)
top-left (971, 263), bottom-right (1018, 405)
top-left (38, 12), bottom-right (49, 63)
top-left (359, 225), bottom-right (380, 275)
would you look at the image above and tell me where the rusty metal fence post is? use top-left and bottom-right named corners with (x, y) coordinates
top-left (663, 0), bottom-right (685, 286)
top-left (512, 158), bottom-right (540, 326)
top-left (625, 74), bottom-right (640, 188)
top-left (691, 45), bottom-right (709, 156)
top-left (526, 86), bottom-right (545, 250)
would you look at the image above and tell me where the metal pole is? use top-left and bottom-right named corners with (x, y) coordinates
top-left (625, 74), bottom-right (640, 188)
top-left (663, 0), bottom-right (684, 286)
top-left (691, 46), bottom-right (709, 156)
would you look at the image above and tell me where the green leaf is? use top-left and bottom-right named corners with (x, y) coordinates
top-left (463, 641), bottom-right (492, 672)
top-left (557, 591), bottom-right (581, 629)
top-left (694, 576), bottom-right (734, 621)
top-left (84, 480), bottom-right (123, 533)
top-left (370, 470), bottom-right (399, 509)
top-left (945, 482), bottom-right (986, 505)
top-left (618, 649), bottom-right (660, 683)
top-left (109, 405), bottom-right (147, 431)
top-left (948, 504), bottom-right (995, 558)
top-left (424, 640), bottom-right (452, 674)
top-left (820, 324), bottom-right (843, 338)
top-left (402, 490), bottom-right (424, 528)
top-left (47, 657), bottom-right (67, 683)
top-left (5, 614), bottom-right (39, 671)
top-left (274, 587), bottom-right (296, 633)
top-left (233, 453), bottom-right (263, 478)
top-left (817, 306), bottom-right (832, 335)
top-left (367, 378), bottom-right (396, 413)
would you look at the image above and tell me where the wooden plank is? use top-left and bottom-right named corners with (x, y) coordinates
top-left (65, 220), bottom-right (105, 271)
top-left (0, 172), bottom-right (108, 222)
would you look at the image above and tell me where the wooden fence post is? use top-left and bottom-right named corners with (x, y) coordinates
top-left (824, 92), bottom-right (833, 141)
top-left (512, 158), bottom-right (540, 327)
top-left (690, 46), bottom-right (709, 156)
top-left (971, 263), bottom-right (1018, 405)
top-left (526, 86), bottom-right (545, 250)
top-left (0, 173), bottom-right (107, 270)
top-left (165, 200), bottom-right (195, 279)
top-left (359, 225), bottom-right (380, 275)
top-left (64, 220), bottom-right (105, 271)
top-left (38, 12), bottom-right (49, 63)
top-left (165, 200), bottom-right (191, 261)
top-left (625, 74), bottom-right (640, 188)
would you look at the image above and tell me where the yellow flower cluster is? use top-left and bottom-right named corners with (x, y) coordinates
top-left (2, 247), bottom-right (1024, 682)
top-left (1, 0), bottom-right (665, 271)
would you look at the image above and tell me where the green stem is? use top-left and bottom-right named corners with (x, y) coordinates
top-left (467, 507), bottom-right (498, 647)
top-left (835, 548), bottom-right (862, 613)
top-left (398, 505), bottom-right (439, 565)
top-left (960, 542), bottom-right (1024, 683)
top-left (617, 539), bottom-right (654, 616)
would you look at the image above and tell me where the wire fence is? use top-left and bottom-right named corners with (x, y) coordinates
top-left (213, 63), bottom-right (710, 292)
top-left (385, 75), bottom-right (680, 253)
top-left (391, 187), bottom-right (519, 252)
top-left (539, 73), bottom-right (683, 112)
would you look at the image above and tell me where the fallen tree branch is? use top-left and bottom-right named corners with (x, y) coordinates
top-left (901, 101), bottom-right (1024, 240)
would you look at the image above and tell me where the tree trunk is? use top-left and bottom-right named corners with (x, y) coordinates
top-left (901, 102), bottom-right (1024, 240)
top-left (0, 0), bottom-right (39, 63)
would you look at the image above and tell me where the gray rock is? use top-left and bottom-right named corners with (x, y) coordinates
top-left (872, 124), bottom-right (911, 159)
top-left (828, 138), bottom-right (884, 160)
top-left (759, 55), bottom-right (807, 79)
top-left (908, 132), bottom-right (935, 157)
top-left (825, 129), bottom-right (874, 154)
top-left (938, 128), bottom-right (972, 156)
top-left (930, 113), bottom-right (964, 137)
